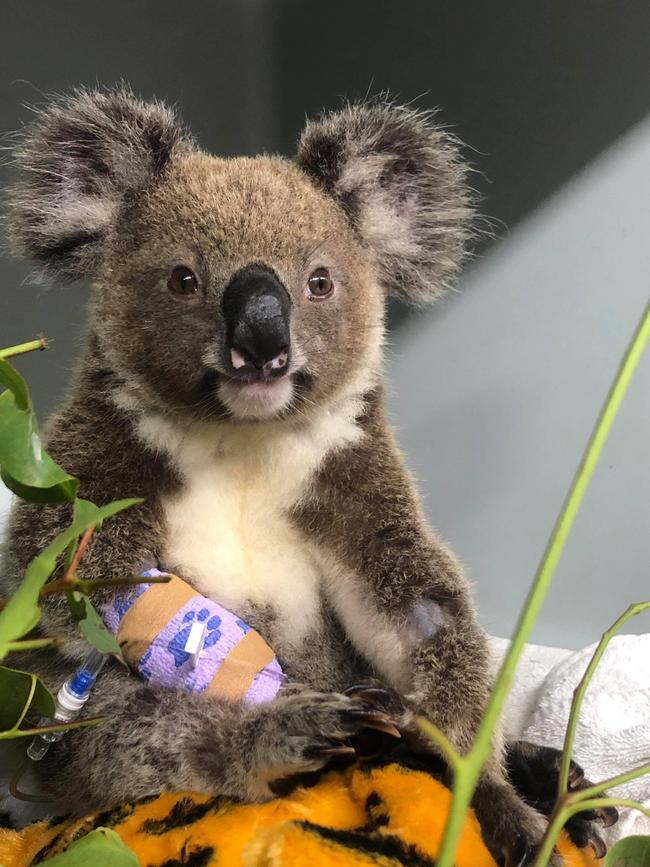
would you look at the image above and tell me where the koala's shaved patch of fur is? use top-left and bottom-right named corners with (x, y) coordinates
top-left (298, 99), bottom-right (474, 303)
top-left (7, 87), bottom-right (192, 281)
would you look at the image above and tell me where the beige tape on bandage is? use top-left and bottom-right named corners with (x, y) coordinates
top-left (117, 575), bottom-right (197, 667)
top-left (206, 629), bottom-right (276, 701)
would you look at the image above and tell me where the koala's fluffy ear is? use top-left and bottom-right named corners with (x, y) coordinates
top-left (7, 87), bottom-right (192, 281)
top-left (297, 101), bottom-right (473, 303)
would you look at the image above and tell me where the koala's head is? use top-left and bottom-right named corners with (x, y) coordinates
top-left (7, 88), bottom-right (471, 423)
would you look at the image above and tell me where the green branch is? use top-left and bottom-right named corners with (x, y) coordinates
top-left (0, 715), bottom-right (106, 740)
top-left (569, 762), bottom-right (650, 803)
top-left (417, 717), bottom-right (462, 772)
top-left (533, 797), bottom-right (650, 867)
top-left (0, 337), bottom-right (47, 359)
top-left (431, 299), bottom-right (650, 867)
top-left (6, 637), bottom-right (65, 652)
top-left (558, 602), bottom-right (650, 796)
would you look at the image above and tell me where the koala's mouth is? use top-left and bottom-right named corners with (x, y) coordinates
top-left (218, 372), bottom-right (296, 421)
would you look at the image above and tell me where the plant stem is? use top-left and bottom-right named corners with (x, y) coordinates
top-left (433, 299), bottom-right (650, 867)
top-left (13, 674), bottom-right (37, 731)
top-left (417, 717), bottom-right (462, 772)
top-left (575, 797), bottom-right (650, 821)
top-left (571, 762), bottom-right (650, 802)
top-left (558, 602), bottom-right (650, 795)
top-left (6, 637), bottom-right (65, 651)
top-left (62, 526), bottom-right (94, 583)
top-left (0, 716), bottom-right (107, 740)
top-left (0, 573), bottom-right (171, 610)
top-left (43, 573), bottom-right (171, 596)
top-left (0, 337), bottom-right (47, 359)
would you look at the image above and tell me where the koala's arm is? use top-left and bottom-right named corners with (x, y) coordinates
top-left (294, 390), bottom-right (492, 749)
top-left (29, 655), bottom-right (378, 812)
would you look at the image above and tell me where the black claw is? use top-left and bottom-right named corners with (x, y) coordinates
top-left (589, 832), bottom-right (607, 860)
top-left (596, 806), bottom-right (619, 828)
top-left (317, 745), bottom-right (356, 758)
top-left (346, 710), bottom-right (402, 739)
top-left (344, 685), bottom-right (396, 706)
top-left (305, 741), bottom-right (356, 760)
top-left (505, 835), bottom-right (530, 867)
top-left (568, 762), bottom-right (585, 788)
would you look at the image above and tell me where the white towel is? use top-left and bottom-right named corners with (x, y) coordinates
top-left (491, 634), bottom-right (650, 844)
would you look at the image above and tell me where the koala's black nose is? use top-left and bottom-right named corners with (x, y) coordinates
top-left (222, 265), bottom-right (291, 377)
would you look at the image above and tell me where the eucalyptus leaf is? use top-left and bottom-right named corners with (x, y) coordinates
top-left (0, 358), bottom-right (78, 503)
top-left (0, 497), bottom-right (142, 657)
top-left (71, 591), bottom-right (122, 656)
top-left (38, 827), bottom-right (138, 866)
top-left (0, 356), bottom-right (30, 408)
top-left (0, 665), bottom-right (54, 733)
top-left (605, 835), bottom-right (650, 866)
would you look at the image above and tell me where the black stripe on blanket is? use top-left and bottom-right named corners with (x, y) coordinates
top-left (295, 821), bottom-right (438, 866)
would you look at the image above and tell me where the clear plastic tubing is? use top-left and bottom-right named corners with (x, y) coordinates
top-left (27, 649), bottom-right (106, 762)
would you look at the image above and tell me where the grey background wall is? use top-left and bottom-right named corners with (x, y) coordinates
top-left (1, 0), bottom-right (648, 646)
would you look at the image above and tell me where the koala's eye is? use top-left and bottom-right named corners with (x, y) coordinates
top-left (307, 267), bottom-right (334, 300)
top-left (168, 265), bottom-right (199, 298)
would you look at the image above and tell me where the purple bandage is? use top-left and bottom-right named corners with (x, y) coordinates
top-left (102, 568), bottom-right (285, 704)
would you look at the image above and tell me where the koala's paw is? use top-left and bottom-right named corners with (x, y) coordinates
top-left (473, 779), bottom-right (561, 867)
top-left (506, 741), bottom-right (618, 859)
top-left (250, 690), bottom-right (401, 796)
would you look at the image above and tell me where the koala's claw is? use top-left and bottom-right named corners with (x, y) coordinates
top-left (306, 743), bottom-right (357, 760)
top-left (344, 684), bottom-right (394, 702)
top-left (503, 835), bottom-right (531, 867)
top-left (346, 708), bottom-right (402, 739)
top-left (344, 682), bottom-right (406, 718)
top-left (567, 761), bottom-right (585, 788)
top-left (597, 807), bottom-right (619, 828)
top-left (589, 833), bottom-right (607, 860)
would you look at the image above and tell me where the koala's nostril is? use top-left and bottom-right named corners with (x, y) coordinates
top-left (262, 348), bottom-right (289, 375)
top-left (230, 347), bottom-right (250, 370)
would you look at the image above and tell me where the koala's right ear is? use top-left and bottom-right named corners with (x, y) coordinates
top-left (6, 87), bottom-right (192, 281)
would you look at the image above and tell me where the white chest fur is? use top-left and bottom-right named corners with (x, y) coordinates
top-left (135, 403), bottom-right (364, 643)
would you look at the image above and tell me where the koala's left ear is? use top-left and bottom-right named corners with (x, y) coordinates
top-left (297, 101), bottom-right (473, 303)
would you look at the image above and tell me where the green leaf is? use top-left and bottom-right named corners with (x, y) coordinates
top-left (69, 591), bottom-right (122, 656)
top-left (0, 497), bottom-right (142, 657)
top-left (65, 589), bottom-right (86, 620)
top-left (0, 356), bottom-right (30, 409)
top-left (0, 358), bottom-right (79, 503)
top-left (37, 827), bottom-right (138, 866)
top-left (0, 665), bottom-right (54, 734)
top-left (606, 835), bottom-right (650, 866)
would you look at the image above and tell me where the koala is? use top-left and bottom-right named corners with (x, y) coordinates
top-left (1, 88), bottom-right (614, 865)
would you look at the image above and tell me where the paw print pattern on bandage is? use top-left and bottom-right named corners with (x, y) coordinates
top-left (167, 608), bottom-right (222, 668)
top-left (140, 646), bottom-right (153, 681)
